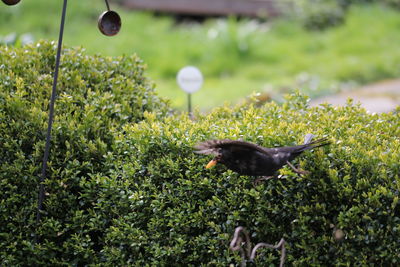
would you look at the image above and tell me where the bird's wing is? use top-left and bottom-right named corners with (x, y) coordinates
top-left (193, 140), bottom-right (222, 155)
top-left (194, 139), bottom-right (270, 156)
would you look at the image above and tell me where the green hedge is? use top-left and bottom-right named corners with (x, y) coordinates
top-left (0, 41), bottom-right (169, 265)
top-left (110, 96), bottom-right (399, 265)
top-left (1, 42), bottom-right (400, 265)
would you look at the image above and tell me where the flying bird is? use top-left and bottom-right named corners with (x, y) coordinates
top-left (194, 134), bottom-right (329, 179)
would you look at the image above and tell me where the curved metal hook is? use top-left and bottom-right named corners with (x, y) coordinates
top-left (230, 227), bottom-right (286, 267)
top-left (229, 226), bottom-right (252, 260)
top-left (250, 238), bottom-right (286, 267)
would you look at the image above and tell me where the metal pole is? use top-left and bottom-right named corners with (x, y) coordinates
top-left (188, 93), bottom-right (192, 117)
top-left (36, 0), bottom-right (68, 238)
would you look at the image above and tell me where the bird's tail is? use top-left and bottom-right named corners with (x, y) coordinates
top-left (300, 137), bottom-right (330, 152)
top-left (303, 133), bottom-right (315, 144)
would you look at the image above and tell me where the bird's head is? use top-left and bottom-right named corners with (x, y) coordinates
top-left (194, 140), bottom-right (224, 169)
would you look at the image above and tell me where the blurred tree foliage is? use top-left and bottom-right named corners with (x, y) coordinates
top-left (286, 0), bottom-right (399, 30)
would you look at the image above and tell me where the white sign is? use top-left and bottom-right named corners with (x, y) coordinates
top-left (177, 66), bottom-right (203, 94)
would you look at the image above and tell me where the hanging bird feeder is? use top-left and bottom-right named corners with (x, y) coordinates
top-left (98, 10), bottom-right (121, 36)
top-left (2, 0), bottom-right (20, 6)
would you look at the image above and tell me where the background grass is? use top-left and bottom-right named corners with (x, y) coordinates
top-left (1, 1), bottom-right (400, 110)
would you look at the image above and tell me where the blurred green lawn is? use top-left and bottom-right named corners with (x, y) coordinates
top-left (1, 1), bottom-right (400, 110)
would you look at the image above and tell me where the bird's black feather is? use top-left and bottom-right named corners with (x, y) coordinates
top-left (194, 137), bottom-right (329, 176)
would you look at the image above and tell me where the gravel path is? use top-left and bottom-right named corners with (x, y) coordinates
top-left (310, 79), bottom-right (400, 113)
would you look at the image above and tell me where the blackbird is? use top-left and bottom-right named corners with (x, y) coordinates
top-left (194, 134), bottom-right (329, 178)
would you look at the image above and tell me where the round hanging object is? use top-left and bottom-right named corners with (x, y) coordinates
top-left (98, 10), bottom-right (121, 36)
top-left (2, 0), bottom-right (21, 5)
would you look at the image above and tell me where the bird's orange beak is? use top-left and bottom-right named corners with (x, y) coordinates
top-left (206, 159), bottom-right (218, 169)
